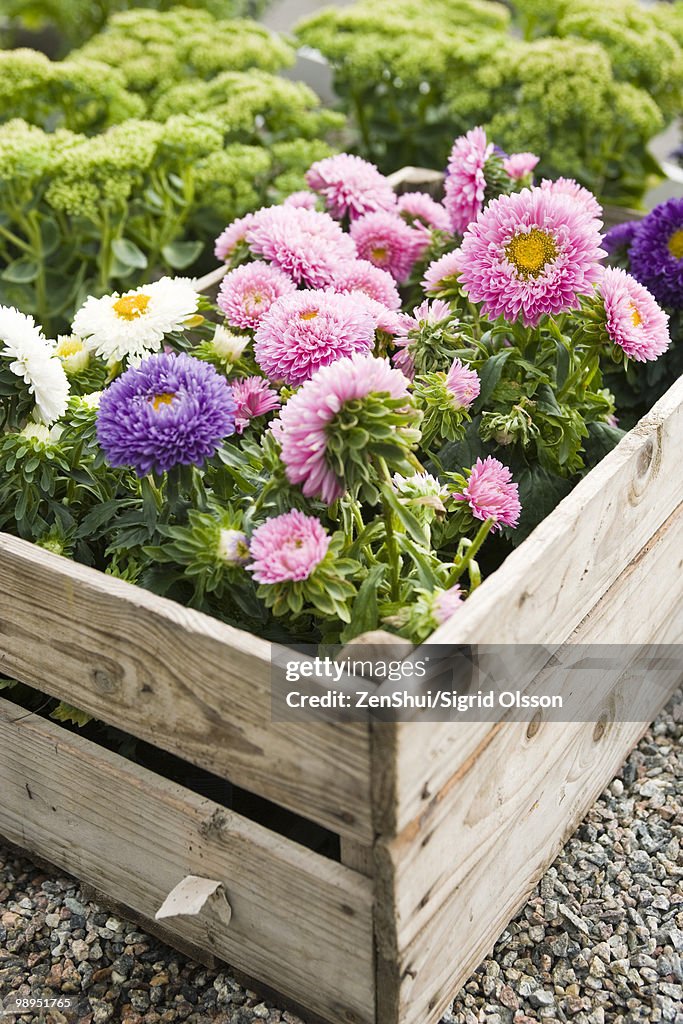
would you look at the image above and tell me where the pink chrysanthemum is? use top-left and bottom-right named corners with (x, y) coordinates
top-left (331, 259), bottom-right (401, 310)
top-left (354, 296), bottom-right (405, 337)
top-left (248, 510), bottom-right (330, 584)
top-left (283, 191), bottom-right (317, 209)
top-left (432, 586), bottom-right (463, 625)
top-left (444, 127), bottom-right (493, 235)
top-left (217, 263), bottom-right (296, 331)
top-left (231, 375), bottom-right (281, 433)
top-left (597, 267), bottom-right (670, 362)
top-left (254, 289), bottom-right (375, 387)
top-left (453, 456), bottom-right (521, 531)
top-left (215, 212), bottom-right (256, 262)
top-left (540, 178), bottom-right (602, 221)
top-left (306, 153), bottom-right (396, 221)
top-left (503, 152), bottom-right (540, 181)
top-left (350, 211), bottom-right (427, 283)
top-left (422, 249), bottom-right (463, 293)
top-left (392, 299), bottom-right (454, 380)
top-left (245, 206), bottom-right (357, 288)
top-left (445, 358), bottom-right (480, 410)
top-left (457, 187), bottom-right (605, 327)
top-left (397, 192), bottom-right (451, 233)
top-left (278, 353), bottom-right (411, 503)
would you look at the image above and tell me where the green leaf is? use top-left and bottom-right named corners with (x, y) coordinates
top-left (381, 485), bottom-right (429, 546)
top-left (161, 240), bottom-right (203, 269)
top-left (513, 465), bottom-right (573, 546)
top-left (111, 237), bottom-right (148, 271)
top-left (2, 258), bottom-right (39, 283)
top-left (583, 421), bottom-right (626, 468)
top-left (472, 349), bottom-right (512, 412)
top-left (433, 416), bottom-right (491, 474)
top-left (50, 701), bottom-right (92, 728)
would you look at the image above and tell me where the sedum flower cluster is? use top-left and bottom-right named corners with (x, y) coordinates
top-left (0, 10), bottom-right (341, 337)
top-left (0, 135), bottom-right (671, 649)
top-left (296, 0), bottom-right (680, 205)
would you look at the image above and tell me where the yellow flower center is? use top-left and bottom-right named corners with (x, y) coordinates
top-left (630, 303), bottom-right (642, 328)
top-left (506, 229), bottom-right (558, 278)
top-left (113, 293), bottom-right (151, 320)
top-left (668, 228), bottom-right (683, 259)
top-left (56, 337), bottom-right (84, 357)
top-left (371, 246), bottom-right (388, 264)
top-left (150, 392), bottom-right (175, 411)
top-left (300, 309), bottom-right (319, 321)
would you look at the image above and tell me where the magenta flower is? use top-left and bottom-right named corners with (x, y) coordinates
top-left (217, 263), bottom-right (296, 331)
top-left (457, 187), bottom-right (605, 327)
top-left (248, 510), bottom-right (330, 584)
top-left (283, 191), bottom-right (317, 209)
top-left (354, 296), bottom-right (405, 337)
top-left (503, 152), bottom-right (540, 181)
top-left (422, 249), bottom-right (463, 293)
top-left (397, 191), bottom-right (451, 233)
top-left (215, 212), bottom-right (256, 262)
top-left (432, 586), bottom-right (463, 625)
top-left (254, 289), bottom-right (375, 387)
top-left (453, 456), bottom-right (521, 530)
top-left (540, 178), bottom-right (602, 221)
top-left (350, 211), bottom-right (427, 283)
top-left (331, 259), bottom-right (401, 310)
top-left (278, 353), bottom-right (412, 503)
top-left (231, 375), bottom-right (281, 433)
top-left (597, 267), bottom-right (670, 363)
top-left (445, 358), bottom-right (480, 409)
top-left (306, 153), bottom-right (396, 221)
top-left (444, 127), bottom-right (493, 235)
top-left (245, 206), bottom-right (356, 288)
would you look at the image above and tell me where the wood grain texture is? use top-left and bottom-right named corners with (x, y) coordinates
top-left (0, 697), bottom-right (375, 1024)
top-left (374, 498), bottom-right (683, 1024)
top-left (0, 534), bottom-right (373, 842)
top-left (373, 376), bottom-right (683, 839)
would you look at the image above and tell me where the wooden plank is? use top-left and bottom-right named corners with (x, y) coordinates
top-left (375, 500), bottom-right (683, 1024)
top-left (373, 376), bottom-right (683, 838)
top-left (0, 696), bottom-right (375, 1024)
top-left (0, 534), bottom-right (373, 842)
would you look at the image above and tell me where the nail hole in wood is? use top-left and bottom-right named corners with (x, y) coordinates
top-left (527, 712), bottom-right (542, 739)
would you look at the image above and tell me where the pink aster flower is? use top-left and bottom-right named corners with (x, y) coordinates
top-left (422, 249), bottom-right (463, 293)
top-left (597, 267), bottom-right (670, 362)
top-left (331, 259), bottom-right (401, 310)
top-left (246, 206), bottom-right (357, 288)
top-left (248, 510), bottom-right (330, 584)
top-left (397, 192), bottom-right (452, 233)
top-left (540, 178), bottom-right (602, 221)
top-left (445, 358), bottom-right (480, 410)
top-left (457, 187), bottom-right (605, 327)
top-left (392, 299), bottom-right (454, 380)
top-left (306, 153), bottom-right (396, 221)
top-left (444, 127), bottom-right (493, 235)
top-left (354, 296), bottom-right (406, 337)
top-left (254, 289), bottom-right (375, 387)
top-left (215, 212), bottom-right (256, 262)
top-left (231, 375), bottom-right (281, 433)
top-left (453, 456), bottom-right (521, 531)
top-left (432, 586), bottom-right (463, 625)
top-left (283, 191), bottom-right (317, 209)
top-left (503, 152), bottom-right (540, 181)
top-left (350, 211), bottom-right (427, 283)
top-left (217, 263), bottom-right (296, 331)
top-left (278, 353), bottom-right (411, 503)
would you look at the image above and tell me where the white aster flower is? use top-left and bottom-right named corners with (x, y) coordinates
top-left (212, 324), bottom-right (249, 363)
top-left (393, 471), bottom-right (448, 509)
top-left (54, 334), bottom-right (90, 375)
top-left (19, 421), bottom-right (63, 445)
top-left (0, 305), bottom-right (70, 424)
top-left (216, 528), bottom-right (250, 565)
top-left (72, 277), bottom-right (199, 365)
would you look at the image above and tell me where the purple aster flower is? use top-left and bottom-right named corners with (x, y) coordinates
top-left (602, 220), bottom-right (639, 257)
top-left (217, 262), bottom-right (296, 331)
top-left (628, 198), bottom-right (683, 309)
top-left (306, 153), bottom-right (397, 221)
top-left (96, 352), bottom-right (235, 476)
top-left (254, 289), bottom-right (376, 387)
top-left (457, 187), bottom-right (605, 327)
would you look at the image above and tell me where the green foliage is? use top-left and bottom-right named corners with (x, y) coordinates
top-left (297, 0), bottom-right (678, 204)
top-left (1, 0), bottom-right (272, 53)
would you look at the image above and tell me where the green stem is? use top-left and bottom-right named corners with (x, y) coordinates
top-left (447, 517), bottom-right (494, 586)
top-left (377, 457), bottom-right (401, 601)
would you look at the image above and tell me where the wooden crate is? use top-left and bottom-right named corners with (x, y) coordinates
top-left (0, 369), bottom-right (681, 1023)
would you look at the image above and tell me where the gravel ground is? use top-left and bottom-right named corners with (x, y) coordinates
top-left (1, 691), bottom-right (681, 1024)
